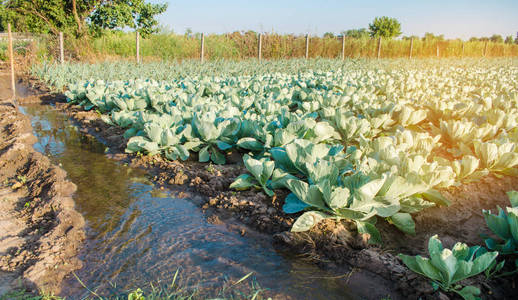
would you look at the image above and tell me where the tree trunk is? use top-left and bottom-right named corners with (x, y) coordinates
top-left (72, 0), bottom-right (83, 35)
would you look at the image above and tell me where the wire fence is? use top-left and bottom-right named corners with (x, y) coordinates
top-left (0, 32), bottom-right (62, 65)
top-left (91, 32), bottom-right (518, 62)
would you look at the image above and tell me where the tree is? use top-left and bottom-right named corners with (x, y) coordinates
top-left (368, 16), bottom-right (402, 39)
top-left (423, 32), bottom-right (444, 42)
top-left (341, 28), bottom-right (369, 39)
top-left (184, 28), bottom-right (193, 38)
top-left (0, 0), bottom-right (79, 35)
top-left (504, 35), bottom-right (513, 44)
top-left (489, 34), bottom-right (503, 43)
top-left (402, 35), bottom-right (419, 41)
top-left (90, 0), bottom-right (167, 37)
top-left (323, 32), bottom-right (335, 38)
top-left (515, 32), bottom-right (518, 44)
top-left (0, 0), bottom-right (167, 37)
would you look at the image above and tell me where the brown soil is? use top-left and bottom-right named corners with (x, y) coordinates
top-left (0, 77), bottom-right (85, 296)
top-left (21, 75), bottom-right (518, 299)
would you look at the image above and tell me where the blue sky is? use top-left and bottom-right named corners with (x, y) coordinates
top-left (154, 0), bottom-right (518, 39)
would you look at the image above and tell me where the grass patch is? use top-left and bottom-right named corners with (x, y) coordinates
top-left (1, 271), bottom-right (269, 300)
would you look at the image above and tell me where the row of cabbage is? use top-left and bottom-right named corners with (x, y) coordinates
top-left (38, 59), bottom-right (518, 244)
top-left (32, 59), bottom-right (361, 91)
top-left (32, 58), bottom-right (513, 91)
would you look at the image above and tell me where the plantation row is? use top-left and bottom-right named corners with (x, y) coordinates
top-left (33, 59), bottom-right (518, 241)
top-left (32, 58), bottom-right (513, 90)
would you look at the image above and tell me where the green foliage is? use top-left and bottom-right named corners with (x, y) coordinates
top-left (0, 0), bottom-right (167, 37)
top-left (1, 269), bottom-right (267, 300)
top-left (489, 34), bottom-right (504, 43)
top-left (90, 0), bottom-right (168, 37)
top-left (323, 32), bottom-right (335, 38)
top-left (399, 235), bottom-right (498, 300)
top-left (423, 32), bottom-right (445, 42)
top-left (0, 40), bottom-right (32, 61)
top-left (368, 16), bottom-right (402, 39)
top-left (0, 289), bottom-right (62, 300)
top-left (483, 191), bottom-right (518, 254)
top-left (342, 28), bottom-right (370, 39)
top-left (1, 0), bottom-right (71, 34)
top-left (190, 111), bottom-right (240, 164)
top-left (128, 288), bottom-right (145, 300)
top-left (230, 154), bottom-right (276, 196)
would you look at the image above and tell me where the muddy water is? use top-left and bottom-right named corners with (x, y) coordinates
top-left (19, 102), bottom-right (395, 300)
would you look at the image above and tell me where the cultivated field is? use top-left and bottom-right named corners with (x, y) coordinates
top-left (23, 58), bottom-right (518, 299)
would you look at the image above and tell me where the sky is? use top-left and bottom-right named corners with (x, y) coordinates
top-left (154, 0), bottom-right (518, 39)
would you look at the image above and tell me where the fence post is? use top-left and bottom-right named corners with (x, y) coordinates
top-left (341, 35), bottom-right (345, 60)
top-left (200, 33), bottom-right (205, 62)
top-left (59, 31), bottom-right (64, 64)
top-left (258, 33), bottom-right (262, 60)
top-left (377, 37), bottom-right (382, 59)
top-left (461, 42), bottom-right (464, 58)
top-left (483, 41), bottom-right (488, 57)
top-left (305, 34), bottom-right (310, 59)
top-left (436, 43), bottom-right (440, 58)
top-left (409, 37), bottom-right (413, 59)
top-left (136, 31), bottom-right (140, 63)
top-left (7, 23), bottom-right (16, 102)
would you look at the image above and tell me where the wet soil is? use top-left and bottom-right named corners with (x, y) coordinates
top-left (0, 76), bottom-right (84, 295)
top-left (20, 75), bottom-right (518, 299)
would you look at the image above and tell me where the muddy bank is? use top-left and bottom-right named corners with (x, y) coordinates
top-left (0, 95), bottom-right (85, 295)
top-left (23, 77), bottom-right (517, 299)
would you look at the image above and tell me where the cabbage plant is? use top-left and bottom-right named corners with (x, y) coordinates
top-left (399, 235), bottom-right (498, 300)
top-left (230, 155), bottom-right (276, 196)
top-left (187, 111), bottom-right (240, 164)
top-left (483, 191), bottom-right (518, 254)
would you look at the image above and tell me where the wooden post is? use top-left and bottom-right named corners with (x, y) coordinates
top-left (7, 23), bottom-right (16, 101)
top-left (341, 35), bottom-right (345, 60)
top-left (200, 33), bottom-right (205, 62)
top-left (136, 31), bottom-right (140, 63)
top-left (409, 37), bottom-right (413, 59)
top-left (436, 43), bottom-right (440, 58)
top-left (461, 42), bottom-right (465, 58)
top-left (484, 41), bottom-right (488, 57)
top-left (305, 34), bottom-right (310, 59)
top-left (59, 32), bottom-right (64, 64)
top-left (258, 33), bottom-right (262, 60)
top-left (377, 37), bottom-right (382, 59)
